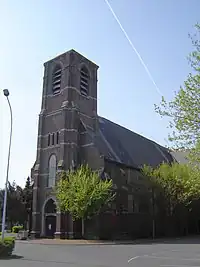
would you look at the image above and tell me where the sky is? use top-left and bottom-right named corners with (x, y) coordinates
top-left (0, 0), bottom-right (199, 188)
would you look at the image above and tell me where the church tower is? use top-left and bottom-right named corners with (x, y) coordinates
top-left (31, 50), bottom-right (103, 238)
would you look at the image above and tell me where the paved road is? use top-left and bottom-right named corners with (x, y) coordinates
top-left (1, 238), bottom-right (200, 267)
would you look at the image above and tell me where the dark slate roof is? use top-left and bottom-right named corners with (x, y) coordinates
top-left (91, 117), bottom-right (174, 169)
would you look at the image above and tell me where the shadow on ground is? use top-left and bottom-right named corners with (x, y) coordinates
top-left (110, 235), bottom-right (200, 246)
top-left (0, 255), bottom-right (24, 260)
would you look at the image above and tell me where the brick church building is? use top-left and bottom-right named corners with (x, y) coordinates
top-left (31, 49), bottom-right (175, 239)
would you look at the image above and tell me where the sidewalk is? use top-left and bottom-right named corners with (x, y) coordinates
top-left (16, 236), bottom-right (187, 246)
top-left (16, 238), bottom-right (114, 245)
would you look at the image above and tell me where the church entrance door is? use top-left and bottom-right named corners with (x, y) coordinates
top-left (44, 198), bottom-right (57, 238)
top-left (45, 215), bottom-right (56, 238)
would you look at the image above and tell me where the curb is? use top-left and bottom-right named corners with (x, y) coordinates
top-left (15, 239), bottom-right (159, 246)
top-left (15, 236), bottom-right (194, 246)
top-left (16, 239), bottom-right (115, 245)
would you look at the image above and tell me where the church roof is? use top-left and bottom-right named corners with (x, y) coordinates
top-left (170, 150), bottom-right (190, 164)
top-left (92, 117), bottom-right (174, 169)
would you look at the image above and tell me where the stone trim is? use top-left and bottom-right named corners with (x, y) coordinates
top-left (41, 108), bottom-right (95, 122)
top-left (80, 131), bottom-right (87, 135)
top-left (38, 129), bottom-right (77, 138)
top-left (38, 142), bottom-right (95, 149)
top-left (37, 144), bottom-right (60, 151)
top-left (60, 142), bottom-right (77, 146)
top-left (37, 144), bottom-right (84, 151)
top-left (43, 86), bottom-right (97, 101)
top-left (60, 128), bottom-right (77, 133)
top-left (45, 110), bottom-right (62, 117)
top-left (80, 119), bottom-right (94, 131)
top-left (79, 112), bottom-right (94, 120)
top-left (81, 143), bottom-right (94, 147)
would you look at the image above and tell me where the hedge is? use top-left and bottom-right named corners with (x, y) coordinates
top-left (12, 226), bottom-right (23, 233)
top-left (0, 237), bottom-right (15, 258)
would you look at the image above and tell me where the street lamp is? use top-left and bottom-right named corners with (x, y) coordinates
top-left (1, 89), bottom-right (13, 241)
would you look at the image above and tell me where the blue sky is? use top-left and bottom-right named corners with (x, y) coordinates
top-left (0, 0), bottom-right (199, 188)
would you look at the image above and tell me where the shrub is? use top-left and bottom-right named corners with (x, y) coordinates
top-left (12, 225), bottom-right (23, 233)
top-left (0, 237), bottom-right (15, 258)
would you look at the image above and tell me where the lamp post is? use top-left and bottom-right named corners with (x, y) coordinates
top-left (1, 89), bottom-right (13, 241)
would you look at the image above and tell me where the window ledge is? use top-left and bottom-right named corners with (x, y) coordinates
top-left (47, 144), bottom-right (60, 148)
top-left (45, 186), bottom-right (55, 189)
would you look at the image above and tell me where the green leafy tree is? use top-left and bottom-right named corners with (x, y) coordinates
top-left (55, 165), bottom-right (115, 237)
top-left (142, 163), bottom-right (200, 214)
top-left (155, 23), bottom-right (200, 163)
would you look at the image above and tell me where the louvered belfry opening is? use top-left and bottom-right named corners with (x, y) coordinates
top-left (52, 66), bottom-right (62, 94)
top-left (80, 66), bottom-right (89, 96)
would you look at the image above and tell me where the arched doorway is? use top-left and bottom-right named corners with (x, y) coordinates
top-left (44, 198), bottom-right (56, 238)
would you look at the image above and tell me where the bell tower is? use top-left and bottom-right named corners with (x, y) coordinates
top-left (31, 50), bottom-right (100, 238)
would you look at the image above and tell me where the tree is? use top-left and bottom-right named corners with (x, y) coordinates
top-left (155, 23), bottom-right (200, 163)
top-left (0, 179), bottom-right (33, 230)
top-left (55, 165), bottom-right (115, 237)
top-left (142, 163), bottom-right (200, 214)
top-left (2, 182), bottom-right (26, 228)
top-left (22, 177), bottom-right (33, 231)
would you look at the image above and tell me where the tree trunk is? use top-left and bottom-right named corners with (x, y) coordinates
top-left (28, 212), bottom-right (32, 234)
top-left (152, 187), bottom-right (156, 239)
top-left (82, 218), bottom-right (85, 238)
top-left (96, 215), bottom-right (100, 240)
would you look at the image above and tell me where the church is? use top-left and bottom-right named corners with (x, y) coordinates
top-left (31, 49), bottom-right (175, 239)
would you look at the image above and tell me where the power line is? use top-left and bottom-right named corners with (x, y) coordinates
top-left (104, 0), bottom-right (163, 97)
top-left (104, 0), bottom-right (170, 147)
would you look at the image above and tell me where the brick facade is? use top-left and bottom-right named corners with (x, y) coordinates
top-left (31, 50), bottom-right (105, 238)
top-left (31, 49), bottom-right (173, 239)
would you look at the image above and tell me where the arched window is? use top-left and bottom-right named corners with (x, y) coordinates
top-left (48, 154), bottom-right (57, 187)
top-left (80, 66), bottom-right (89, 96)
top-left (48, 134), bottom-right (51, 146)
top-left (56, 131), bottom-right (59, 144)
top-left (52, 65), bottom-right (62, 94)
top-left (52, 133), bottom-right (55, 145)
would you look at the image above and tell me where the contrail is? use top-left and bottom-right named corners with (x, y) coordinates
top-left (104, 0), bottom-right (163, 97)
